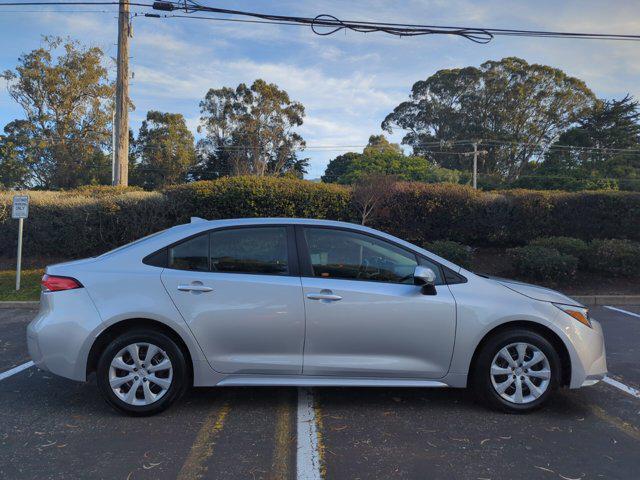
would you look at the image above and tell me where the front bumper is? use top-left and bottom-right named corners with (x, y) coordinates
top-left (27, 288), bottom-right (103, 382)
top-left (568, 318), bottom-right (607, 388)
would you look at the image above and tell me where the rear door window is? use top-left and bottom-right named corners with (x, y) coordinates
top-left (210, 227), bottom-right (289, 275)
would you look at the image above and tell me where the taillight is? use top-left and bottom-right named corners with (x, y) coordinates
top-left (41, 274), bottom-right (83, 292)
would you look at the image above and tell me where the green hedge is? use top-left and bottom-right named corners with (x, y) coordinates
top-left (373, 184), bottom-right (640, 247)
top-left (424, 240), bottom-right (473, 269)
top-left (585, 239), bottom-right (640, 276)
top-left (1, 177), bottom-right (640, 258)
top-left (0, 190), bottom-right (171, 257)
top-left (507, 245), bottom-right (578, 282)
top-left (509, 176), bottom-right (619, 191)
top-left (0, 177), bottom-right (353, 258)
top-left (164, 176), bottom-right (352, 224)
top-left (529, 237), bottom-right (589, 267)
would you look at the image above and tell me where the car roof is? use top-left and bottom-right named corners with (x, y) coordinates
top-left (194, 217), bottom-right (363, 227)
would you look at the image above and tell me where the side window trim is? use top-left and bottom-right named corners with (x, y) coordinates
top-left (297, 224), bottom-right (446, 285)
top-left (294, 225), bottom-right (314, 277)
top-left (144, 224), bottom-right (299, 277)
top-left (417, 255), bottom-right (445, 286)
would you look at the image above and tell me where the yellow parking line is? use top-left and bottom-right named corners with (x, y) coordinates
top-left (313, 394), bottom-right (327, 479)
top-left (587, 404), bottom-right (640, 442)
top-left (177, 402), bottom-right (232, 480)
top-left (270, 394), bottom-right (293, 480)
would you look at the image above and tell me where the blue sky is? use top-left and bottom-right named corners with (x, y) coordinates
top-left (2, 0), bottom-right (640, 178)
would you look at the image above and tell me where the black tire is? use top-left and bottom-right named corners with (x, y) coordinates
top-left (96, 329), bottom-right (189, 416)
top-left (471, 328), bottom-right (561, 413)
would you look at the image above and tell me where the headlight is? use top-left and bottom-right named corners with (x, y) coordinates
top-left (553, 303), bottom-right (591, 328)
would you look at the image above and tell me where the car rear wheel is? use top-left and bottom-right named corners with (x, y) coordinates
top-left (472, 328), bottom-right (561, 413)
top-left (97, 330), bottom-right (188, 416)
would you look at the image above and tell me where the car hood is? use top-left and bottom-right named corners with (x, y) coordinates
top-left (485, 275), bottom-right (585, 307)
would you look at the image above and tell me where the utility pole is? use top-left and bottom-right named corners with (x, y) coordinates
top-left (472, 142), bottom-right (478, 189)
top-left (460, 141), bottom-right (487, 189)
top-left (114, 0), bottom-right (130, 186)
top-left (111, 108), bottom-right (116, 184)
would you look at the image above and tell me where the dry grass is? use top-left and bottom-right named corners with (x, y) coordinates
top-left (0, 269), bottom-right (43, 301)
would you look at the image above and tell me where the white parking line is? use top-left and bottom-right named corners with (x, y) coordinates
top-left (603, 376), bottom-right (640, 399)
top-left (297, 388), bottom-right (322, 480)
top-left (0, 361), bottom-right (34, 381)
top-left (604, 306), bottom-right (640, 319)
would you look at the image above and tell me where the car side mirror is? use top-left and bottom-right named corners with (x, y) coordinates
top-left (413, 266), bottom-right (437, 295)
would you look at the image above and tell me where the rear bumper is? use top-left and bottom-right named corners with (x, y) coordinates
top-left (26, 326), bottom-right (45, 370)
top-left (27, 289), bottom-right (103, 382)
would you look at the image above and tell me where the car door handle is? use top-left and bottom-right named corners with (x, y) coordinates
top-left (306, 293), bottom-right (342, 301)
top-left (178, 285), bottom-right (213, 292)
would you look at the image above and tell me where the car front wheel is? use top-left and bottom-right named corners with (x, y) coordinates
top-left (472, 328), bottom-right (561, 413)
top-left (96, 329), bottom-right (188, 416)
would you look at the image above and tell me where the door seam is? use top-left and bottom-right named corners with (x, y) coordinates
top-left (299, 276), bottom-right (308, 375)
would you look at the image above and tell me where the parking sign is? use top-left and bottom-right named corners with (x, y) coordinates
top-left (12, 195), bottom-right (29, 219)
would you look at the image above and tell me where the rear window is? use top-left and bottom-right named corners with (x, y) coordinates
top-left (168, 234), bottom-right (209, 271)
top-left (158, 226), bottom-right (290, 275)
top-left (210, 227), bottom-right (289, 275)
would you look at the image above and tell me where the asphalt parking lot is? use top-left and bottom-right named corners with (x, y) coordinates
top-left (1, 306), bottom-right (639, 480)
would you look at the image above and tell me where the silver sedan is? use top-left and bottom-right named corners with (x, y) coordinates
top-left (27, 218), bottom-right (607, 415)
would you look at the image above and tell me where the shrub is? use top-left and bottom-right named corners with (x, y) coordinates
top-left (425, 240), bottom-right (473, 268)
top-left (507, 246), bottom-right (578, 282)
top-left (376, 185), bottom-right (640, 246)
top-left (2, 178), bottom-right (640, 258)
top-left (529, 237), bottom-right (589, 265)
top-left (163, 176), bottom-right (353, 224)
top-left (585, 239), bottom-right (640, 276)
top-left (72, 185), bottom-right (144, 197)
top-left (374, 182), bottom-right (494, 246)
top-left (0, 189), bottom-right (171, 258)
top-left (509, 176), bottom-right (619, 191)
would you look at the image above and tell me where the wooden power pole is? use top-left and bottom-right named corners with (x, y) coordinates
top-left (114, 0), bottom-right (130, 186)
top-left (460, 141), bottom-right (487, 189)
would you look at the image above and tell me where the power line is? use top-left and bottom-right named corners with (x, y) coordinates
top-left (3, 1), bottom-right (640, 44)
top-left (0, 1), bottom-right (153, 6)
top-left (0, 8), bottom-right (114, 12)
top-left (448, 139), bottom-right (640, 155)
top-left (13, 136), bottom-right (640, 156)
top-left (146, 1), bottom-right (640, 43)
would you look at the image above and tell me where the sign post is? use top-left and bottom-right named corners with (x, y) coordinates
top-left (12, 195), bottom-right (29, 291)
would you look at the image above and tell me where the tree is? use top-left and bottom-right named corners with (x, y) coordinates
top-left (188, 137), bottom-right (234, 181)
top-left (322, 152), bottom-right (361, 183)
top-left (194, 79), bottom-right (308, 179)
top-left (0, 130), bottom-right (30, 188)
top-left (540, 95), bottom-right (640, 176)
top-left (382, 57), bottom-right (595, 179)
top-left (322, 135), bottom-right (459, 184)
top-left (1, 37), bottom-right (114, 189)
top-left (131, 111), bottom-right (196, 189)
top-left (362, 135), bottom-right (402, 156)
